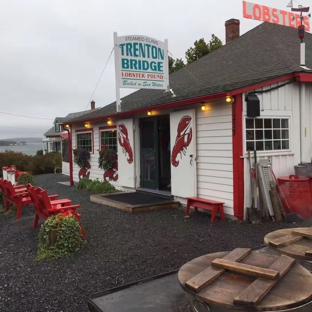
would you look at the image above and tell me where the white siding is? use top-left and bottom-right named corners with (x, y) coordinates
top-left (196, 101), bottom-right (234, 215)
top-left (71, 122), bottom-right (120, 187)
top-left (243, 81), bottom-right (302, 213)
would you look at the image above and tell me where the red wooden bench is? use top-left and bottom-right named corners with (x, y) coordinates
top-left (28, 186), bottom-right (86, 238)
top-left (2, 180), bottom-right (33, 219)
top-left (185, 197), bottom-right (225, 223)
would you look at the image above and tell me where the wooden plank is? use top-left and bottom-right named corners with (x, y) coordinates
top-left (293, 228), bottom-right (312, 239)
top-left (233, 255), bottom-right (296, 307)
top-left (185, 248), bottom-right (251, 292)
top-left (211, 259), bottom-right (279, 280)
top-left (268, 234), bottom-right (303, 248)
top-left (305, 250), bottom-right (312, 256)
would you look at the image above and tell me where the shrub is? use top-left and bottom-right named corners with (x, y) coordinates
top-left (77, 177), bottom-right (92, 190)
top-left (18, 173), bottom-right (35, 186)
top-left (36, 150), bottom-right (43, 156)
top-left (37, 212), bottom-right (85, 260)
top-left (0, 151), bottom-right (62, 175)
top-left (77, 178), bottom-right (118, 194)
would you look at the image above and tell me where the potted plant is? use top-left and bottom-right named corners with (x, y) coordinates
top-left (73, 148), bottom-right (90, 168)
top-left (98, 145), bottom-right (118, 182)
top-left (37, 212), bottom-right (85, 260)
top-left (98, 145), bottom-right (117, 171)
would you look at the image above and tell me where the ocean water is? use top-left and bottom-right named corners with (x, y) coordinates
top-left (0, 143), bottom-right (43, 156)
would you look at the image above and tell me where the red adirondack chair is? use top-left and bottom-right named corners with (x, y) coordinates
top-left (29, 186), bottom-right (85, 238)
top-left (3, 180), bottom-right (32, 219)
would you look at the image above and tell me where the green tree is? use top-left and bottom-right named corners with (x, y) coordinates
top-left (169, 56), bottom-right (185, 74)
top-left (185, 34), bottom-right (222, 64)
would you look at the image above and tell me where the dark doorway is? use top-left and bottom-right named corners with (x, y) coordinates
top-left (139, 115), bottom-right (171, 191)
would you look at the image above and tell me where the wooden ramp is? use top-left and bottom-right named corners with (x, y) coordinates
top-left (90, 191), bottom-right (180, 213)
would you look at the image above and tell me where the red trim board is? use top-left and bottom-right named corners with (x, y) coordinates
top-left (232, 94), bottom-right (244, 220)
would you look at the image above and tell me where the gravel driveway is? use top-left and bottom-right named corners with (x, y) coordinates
top-left (1, 173), bottom-right (312, 312)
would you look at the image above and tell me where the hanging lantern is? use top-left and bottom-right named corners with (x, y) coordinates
top-left (298, 25), bottom-right (305, 40)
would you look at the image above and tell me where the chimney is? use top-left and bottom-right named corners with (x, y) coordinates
top-left (91, 100), bottom-right (95, 110)
top-left (225, 19), bottom-right (240, 44)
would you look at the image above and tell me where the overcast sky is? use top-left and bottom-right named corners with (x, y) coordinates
top-left (0, 0), bottom-right (305, 139)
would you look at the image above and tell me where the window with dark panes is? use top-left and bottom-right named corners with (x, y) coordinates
top-left (76, 132), bottom-right (92, 152)
top-left (100, 130), bottom-right (117, 151)
top-left (246, 118), bottom-right (290, 151)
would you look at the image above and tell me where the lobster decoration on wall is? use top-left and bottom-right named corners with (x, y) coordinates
top-left (103, 161), bottom-right (118, 182)
top-left (78, 161), bottom-right (91, 180)
top-left (171, 115), bottom-right (193, 167)
top-left (118, 123), bottom-right (133, 164)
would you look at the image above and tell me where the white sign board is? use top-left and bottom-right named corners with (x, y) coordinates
top-left (114, 33), bottom-right (169, 91)
top-left (243, 1), bottom-right (311, 31)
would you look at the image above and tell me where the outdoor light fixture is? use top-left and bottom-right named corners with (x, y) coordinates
top-left (64, 124), bottom-right (70, 129)
top-left (201, 105), bottom-right (206, 111)
top-left (107, 119), bottom-right (113, 126)
top-left (84, 122), bottom-right (90, 128)
top-left (246, 93), bottom-right (260, 117)
top-left (226, 96), bottom-right (234, 104)
top-left (147, 110), bottom-right (152, 116)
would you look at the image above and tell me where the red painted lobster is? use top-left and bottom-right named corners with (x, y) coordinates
top-left (103, 161), bottom-right (118, 182)
top-left (118, 124), bottom-right (133, 164)
top-left (78, 161), bottom-right (91, 180)
top-left (171, 115), bottom-right (192, 167)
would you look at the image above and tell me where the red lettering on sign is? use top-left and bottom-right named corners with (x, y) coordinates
top-left (304, 16), bottom-right (311, 31)
top-left (288, 12), bottom-right (295, 27)
top-left (253, 4), bottom-right (262, 20)
top-left (243, 1), bottom-right (252, 19)
top-left (280, 10), bottom-right (288, 26)
top-left (262, 6), bottom-right (270, 22)
top-left (271, 8), bottom-right (279, 24)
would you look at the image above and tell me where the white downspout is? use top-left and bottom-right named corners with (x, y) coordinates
top-left (299, 82), bottom-right (309, 163)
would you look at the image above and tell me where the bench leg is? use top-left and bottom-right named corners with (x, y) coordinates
top-left (185, 201), bottom-right (191, 216)
top-left (219, 205), bottom-right (225, 220)
top-left (211, 206), bottom-right (218, 223)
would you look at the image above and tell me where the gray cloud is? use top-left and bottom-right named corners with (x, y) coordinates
top-left (0, 0), bottom-right (289, 139)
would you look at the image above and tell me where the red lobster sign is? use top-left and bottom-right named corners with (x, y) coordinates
top-left (118, 123), bottom-right (133, 164)
top-left (171, 115), bottom-right (192, 167)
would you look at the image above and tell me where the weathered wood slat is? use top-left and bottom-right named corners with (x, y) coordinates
top-left (268, 234), bottom-right (303, 248)
top-left (305, 250), bottom-right (312, 256)
top-left (293, 228), bottom-right (312, 239)
top-left (211, 258), bottom-right (279, 280)
top-left (185, 248), bottom-right (251, 292)
top-left (233, 255), bottom-right (295, 307)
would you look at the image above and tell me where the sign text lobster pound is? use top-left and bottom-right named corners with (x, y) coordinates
top-left (243, 1), bottom-right (310, 31)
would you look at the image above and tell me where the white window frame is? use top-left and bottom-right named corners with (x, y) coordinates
top-left (243, 110), bottom-right (293, 156)
top-left (99, 129), bottom-right (117, 151)
top-left (76, 130), bottom-right (93, 153)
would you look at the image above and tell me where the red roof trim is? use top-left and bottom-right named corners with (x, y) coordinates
top-left (69, 92), bottom-right (228, 125)
top-left (67, 73), bottom-right (312, 126)
top-left (229, 74), bottom-right (296, 96)
top-left (294, 72), bottom-right (312, 82)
